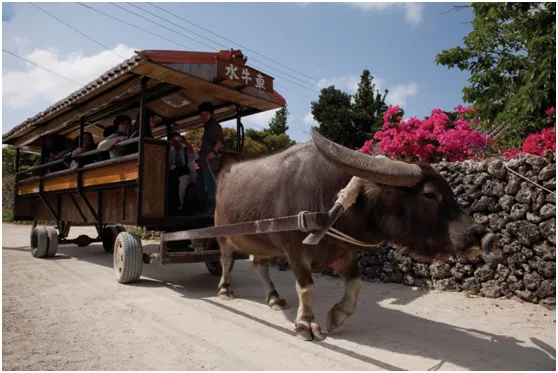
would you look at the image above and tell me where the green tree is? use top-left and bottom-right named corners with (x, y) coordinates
top-left (268, 104), bottom-right (290, 135)
top-left (2, 145), bottom-right (40, 221)
top-left (244, 128), bottom-right (295, 154)
top-left (352, 69), bottom-right (389, 145)
top-left (310, 86), bottom-right (356, 148)
top-left (435, 2), bottom-right (556, 146)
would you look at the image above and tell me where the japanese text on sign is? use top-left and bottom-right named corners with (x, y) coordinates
top-left (216, 60), bottom-right (273, 93)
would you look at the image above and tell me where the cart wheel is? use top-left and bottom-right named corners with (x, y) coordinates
top-left (205, 260), bottom-right (235, 276)
top-left (44, 227), bottom-right (59, 257)
top-left (113, 232), bottom-right (143, 284)
top-left (204, 238), bottom-right (234, 276)
top-left (102, 225), bottom-right (125, 253)
top-left (30, 227), bottom-right (49, 258)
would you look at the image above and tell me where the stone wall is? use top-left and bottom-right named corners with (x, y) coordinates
top-left (355, 152), bottom-right (556, 306)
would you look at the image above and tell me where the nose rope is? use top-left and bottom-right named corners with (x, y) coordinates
top-left (297, 210), bottom-right (380, 248)
top-left (504, 165), bottom-right (556, 196)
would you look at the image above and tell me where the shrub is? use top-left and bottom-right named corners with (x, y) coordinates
top-left (362, 105), bottom-right (489, 163)
top-left (504, 107), bottom-right (556, 159)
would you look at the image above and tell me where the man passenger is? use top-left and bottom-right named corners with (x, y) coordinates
top-left (169, 132), bottom-right (198, 214)
top-left (196, 102), bottom-right (224, 216)
top-left (98, 114), bottom-right (132, 158)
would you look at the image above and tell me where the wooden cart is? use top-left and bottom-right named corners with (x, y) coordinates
top-left (4, 49), bottom-right (330, 282)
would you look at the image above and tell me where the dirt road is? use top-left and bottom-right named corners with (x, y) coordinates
top-left (2, 223), bottom-right (556, 371)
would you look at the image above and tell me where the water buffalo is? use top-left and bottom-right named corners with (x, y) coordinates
top-left (214, 127), bottom-right (497, 341)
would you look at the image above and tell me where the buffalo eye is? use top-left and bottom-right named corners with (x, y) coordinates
top-left (424, 192), bottom-right (437, 199)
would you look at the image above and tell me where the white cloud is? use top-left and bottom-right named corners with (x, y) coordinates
top-left (349, 2), bottom-right (425, 24)
top-left (316, 73), bottom-right (417, 107)
top-left (2, 43), bottom-right (137, 109)
top-left (317, 75), bottom-right (361, 93)
top-left (303, 112), bottom-right (318, 126)
top-left (384, 83), bottom-right (418, 108)
top-left (223, 107), bottom-right (295, 132)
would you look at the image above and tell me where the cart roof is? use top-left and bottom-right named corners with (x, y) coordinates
top-left (2, 49), bottom-right (286, 151)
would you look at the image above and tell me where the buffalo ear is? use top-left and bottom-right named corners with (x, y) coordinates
top-left (311, 127), bottom-right (422, 187)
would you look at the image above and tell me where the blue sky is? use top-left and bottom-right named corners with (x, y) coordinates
top-left (2, 1), bottom-right (475, 144)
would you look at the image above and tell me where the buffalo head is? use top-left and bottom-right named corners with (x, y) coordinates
top-left (311, 127), bottom-right (497, 260)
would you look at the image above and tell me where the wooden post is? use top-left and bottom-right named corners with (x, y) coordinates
top-left (15, 147), bottom-right (20, 173)
top-left (79, 116), bottom-right (85, 147)
top-left (235, 104), bottom-right (242, 153)
top-left (136, 76), bottom-right (149, 222)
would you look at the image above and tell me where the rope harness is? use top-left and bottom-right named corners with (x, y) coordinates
top-left (297, 177), bottom-right (380, 248)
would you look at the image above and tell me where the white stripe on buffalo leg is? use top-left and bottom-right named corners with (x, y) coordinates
top-left (288, 252), bottom-right (326, 341)
top-left (253, 258), bottom-right (287, 310)
top-left (326, 277), bottom-right (362, 333)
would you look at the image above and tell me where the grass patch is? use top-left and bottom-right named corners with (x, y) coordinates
top-left (2, 207), bottom-right (14, 222)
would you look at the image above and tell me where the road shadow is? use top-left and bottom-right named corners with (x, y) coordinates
top-left (16, 242), bottom-right (558, 371)
top-left (2, 246), bottom-right (30, 252)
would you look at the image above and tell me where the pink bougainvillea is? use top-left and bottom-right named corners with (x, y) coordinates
top-left (504, 107), bottom-right (556, 159)
top-left (362, 105), bottom-right (489, 163)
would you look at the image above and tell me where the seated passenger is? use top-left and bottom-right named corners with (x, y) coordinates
top-left (168, 132), bottom-right (198, 214)
top-left (97, 114), bottom-right (132, 158)
top-left (130, 110), bottom-right (157, 139)
top-left (44, 147), bottom-right (66, 173)
top-left (103, 124), bottom-right (117, 138)
top-left (69, 132), bottom-right (99, 166)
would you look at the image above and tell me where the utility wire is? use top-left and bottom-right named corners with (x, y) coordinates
top-left (114, 2), bottom-right (321, 95)
top-left (76, 2), bottom-right (194, 51)
top-left (29, 2), bottom-right (126, 60)
top-left (2, 48), bottom-right (83, 86)
top-left (126, 2), bottom-right (322, 94)
top-left (76, 2), bottom-right (314, 102)
top-left (23, 7), bottom-right (292, 132)
top-left (110, 2), bottom-right (216, 51)
top-left (147, 1), bottom-right (327, 88)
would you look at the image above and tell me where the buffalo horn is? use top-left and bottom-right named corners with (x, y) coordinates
top-left (310, 127), bottom-right (423, 187)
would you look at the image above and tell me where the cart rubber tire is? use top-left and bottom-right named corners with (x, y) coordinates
top-left (44, 226), bottom-right (59, 257)
top-left (30, 227), bottom-right (49, 258)
top-left (102, 226), bottom-right (120, 253)
top-left (204, 238), bottom-right (234, 276)
top-left (113, 232), bottom-right (143, 284)
top-left (205, 259), bottom-right (235, 276)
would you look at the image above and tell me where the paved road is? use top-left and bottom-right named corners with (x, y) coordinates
top-left (2, 223), bottom-right (556, 370)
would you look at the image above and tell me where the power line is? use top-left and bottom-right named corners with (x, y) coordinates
top-left (146, 1), bottom-right (328, 88)
top-left (113, 2), bottom-right (321, 95)
top-left (29, 2), bottom-right (126, 60)
top-left (20, 7), bottom-right (292, 131)
top-left (126, 2), bottom-right (322, 95)
top-left (75, 2), bottom-right (314, 102)
top-left (2, 48), bottom-right (83, 86)
top-left (76, 2), bottom-right (194, 51)
top-left (110, 2), bottom-right (216, 51)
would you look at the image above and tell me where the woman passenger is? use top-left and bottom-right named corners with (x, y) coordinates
top-left (132, 110), bottom-right (157, 139)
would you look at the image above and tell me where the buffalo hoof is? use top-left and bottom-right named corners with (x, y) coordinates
top-left (326, 304), bottom-right (351, 333)
top-left (295, 320), bottom-right (326, 341)
top-left (218, 285), bottom-right (235, 300)
top-left (268, 296), bottom-right (287, 311)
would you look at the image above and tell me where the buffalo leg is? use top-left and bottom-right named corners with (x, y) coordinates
top-left (217, 244), bottom-right (235, 300)
top-left (326, 253), bottom-right (362, 333)
top-left (288, 252), bottom-right (326, 341)
top-left (253, 258), bottom-right (287, 310)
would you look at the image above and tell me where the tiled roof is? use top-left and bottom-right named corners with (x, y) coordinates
top-left (2, 52), bottom-right (145, 143)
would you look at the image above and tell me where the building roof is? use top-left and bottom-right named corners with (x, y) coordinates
top-left (3, 49), bottom-right (286, 148)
